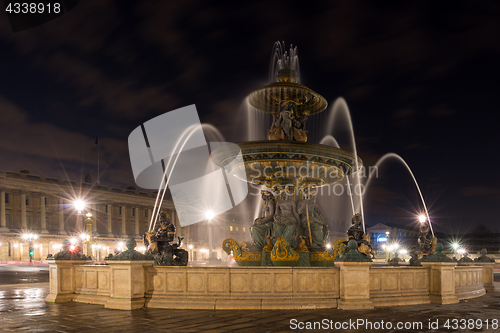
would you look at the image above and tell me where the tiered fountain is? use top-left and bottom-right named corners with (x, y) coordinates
top-left (211, 45), bottom-right (369, 266)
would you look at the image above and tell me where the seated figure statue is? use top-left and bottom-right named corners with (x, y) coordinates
top-left (418, 223), bottom-right (437, 255)
top-left (272, 187), bottom-right (300, 248)
top-left (144, 212), bottom-right (188, 266)
top-left (347, 213), bottom-right (374, 258)
top-left (297, 191), bottom-right (328, 251)
top-left (250, 191), bottom-right (276, 251)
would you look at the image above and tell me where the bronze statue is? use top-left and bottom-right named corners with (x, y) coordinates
top-left (418, 222), bottom-right (436, 255)
top-left (297, 191), bottom-right (328, 251)
top-left (346, 214), bottom-right (374, 258)
top-left (250, 191), bottom-right (276, 250)
top-left (144, 212), bottom-right (188, 266)
top-left (272, 187), bottom-right (300, 248)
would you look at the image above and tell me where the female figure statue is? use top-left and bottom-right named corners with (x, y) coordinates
top-left (273, 187), bottom-right (300, 247)
top-left (297, 192), bottom-right (328, 251)
top-left (250, 191), bottom-right (276, 250)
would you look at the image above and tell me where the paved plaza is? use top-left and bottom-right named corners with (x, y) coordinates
top-left (0, 275), bottom-right (499, 332)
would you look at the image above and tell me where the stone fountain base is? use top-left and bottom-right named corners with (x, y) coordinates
top-left (45, 259), bottom-right (492, 310)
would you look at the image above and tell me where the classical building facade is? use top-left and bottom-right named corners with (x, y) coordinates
top-left (0, 170), bottom-right (250, 262)
top-left (0, 170), bottom-right (177, 261)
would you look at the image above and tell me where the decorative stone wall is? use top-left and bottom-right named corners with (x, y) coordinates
top-left (73, 264), bottom-right (111, 305)
top-left (46, 261), bottom-right (492, 310)
top-left (454, 266), bottom-right (485, 299)
top-left (369, 267), bottom-right (430, 307)
top-left (145, 266), bottom-right (340, 310)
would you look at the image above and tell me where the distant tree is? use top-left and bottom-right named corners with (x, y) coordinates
top-left (471, 224), bottom-right (492, 236)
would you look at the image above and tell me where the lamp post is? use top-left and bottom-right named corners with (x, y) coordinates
top-left (452, 242), bottom-right (459, 259)
top-left (21, 233), bottom-right (38, 263)
top-left (205, 211), bottom-right (216, 261)
top-left (78, 213), bottom-right (93, 257)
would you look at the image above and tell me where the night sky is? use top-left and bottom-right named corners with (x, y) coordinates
top-left (1, 1), bottom-right (499, 234)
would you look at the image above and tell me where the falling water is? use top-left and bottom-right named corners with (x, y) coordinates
top-left (363, 153), bottom-right (434, 237)
top-left (319, 135), bottom-right (340, 148)
top-left (149, 124), bottom-right (205, 231)
top-left (202, 123), bottom-right (226, 142)
top-left (325, 97), bottom-right (365, 232)
top-left (269, 41), bottom-right (300, 83)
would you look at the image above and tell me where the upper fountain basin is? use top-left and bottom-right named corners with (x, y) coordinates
top-left (247, 82), bottom-right (328, 115)
top-left (211, 140), bottom-right (363, 188)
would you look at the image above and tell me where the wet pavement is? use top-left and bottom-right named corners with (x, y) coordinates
top-left (0, 264), bottom-right (49, 285)
top-left (0, 281), bottom-right (500, 332)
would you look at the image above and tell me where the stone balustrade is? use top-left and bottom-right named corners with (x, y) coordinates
top-left (45, 259), bottom-right (493, 310)
top-left (454, 266), bottom-right (485, 299)
top-left (369, 267), bottom-right (430, 307)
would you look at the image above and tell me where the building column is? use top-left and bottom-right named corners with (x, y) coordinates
top-left (145, 208), bottom-right (150, 231)
top-left (58, 198), bottom-right (66, 235)
top-left (135, 208), bottom-right (140, 236)
top-left (107, 204), bottom-right (113, 237)
top-left (40, 196), bottom-right (49, 234)
top-left (121, 206), bottom-right (127, 236)
top-left (0, 189), bottom-right (8, 232)
top-left (21, 193), bottom-right (27, 229)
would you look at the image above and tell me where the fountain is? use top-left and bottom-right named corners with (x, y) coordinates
top-left (45, 42), bottom-right (494, 311)
top-left (211, 44), bottom-right (368, 266)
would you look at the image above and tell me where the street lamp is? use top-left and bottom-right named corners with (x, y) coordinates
top-left (205, 210), bottom-right (216, 261)
top-left (21, 233), bottom-right (38, 263)
top-left (74, 200), bottom-right (85, 213)
top-left (418, 215), bottom-right (426, 223)
top-left (451, 242), bottom-right (459, 258)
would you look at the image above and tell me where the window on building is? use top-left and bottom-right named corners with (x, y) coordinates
top-left (5, 193), bottom-right (9, 204)
top-left (44, 197), bottom-right (47, 206)
top-left (119, 206), bottom-right (122, 215)
top-left (25, 195), bottom-right (29, 206)
top-left (105, 205), bottom-right (108, 213)
top-left (145, 209), bottom-right (148, 218)
top-left (236, 227), bottom-right (239, 232)
top-left (5, 214), bottom-right (10, 228)
top-left (243, 227), bottom-right (246, 233)
top-left (26, 215), bottom-right (31, 228)
top-left (132, 208), bottom-right (135, 217)
top-left (229, 226), bottom-right (233, 231)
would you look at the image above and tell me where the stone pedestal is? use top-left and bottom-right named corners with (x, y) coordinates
top-left (105, 260), bottom-right (153, 310)
top-left (475, 262), bottom-right (496, 292)
top-left (45, 260), bottom-right (86, 303)
top-left (421, 262), bottom-right (458, 304)
top-left (336, 261), bottom-right (373, 310)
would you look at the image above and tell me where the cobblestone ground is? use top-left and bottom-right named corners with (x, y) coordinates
top-left (1, 283), bottom-right (500, 333)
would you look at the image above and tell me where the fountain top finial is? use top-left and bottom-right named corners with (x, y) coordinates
top-left (277, 66), bottom-right (298, 83)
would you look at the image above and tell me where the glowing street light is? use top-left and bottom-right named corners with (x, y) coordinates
top-left (452, 243), bottom-right (459, 250)
top-left (205, 210), bottom-right (215, 221)
top-left (79, 233), bottom-right (89, 242)
top-left (418, 215), bottom-right (426, 223)
top-left (21, 233), bottom-right (38, 263)
top-left (74, 200), bottom-right (85, 213)
top-left (69, 237), bottom-right (78, 245)
top-left (205, 210), bottom-right (216, 261)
